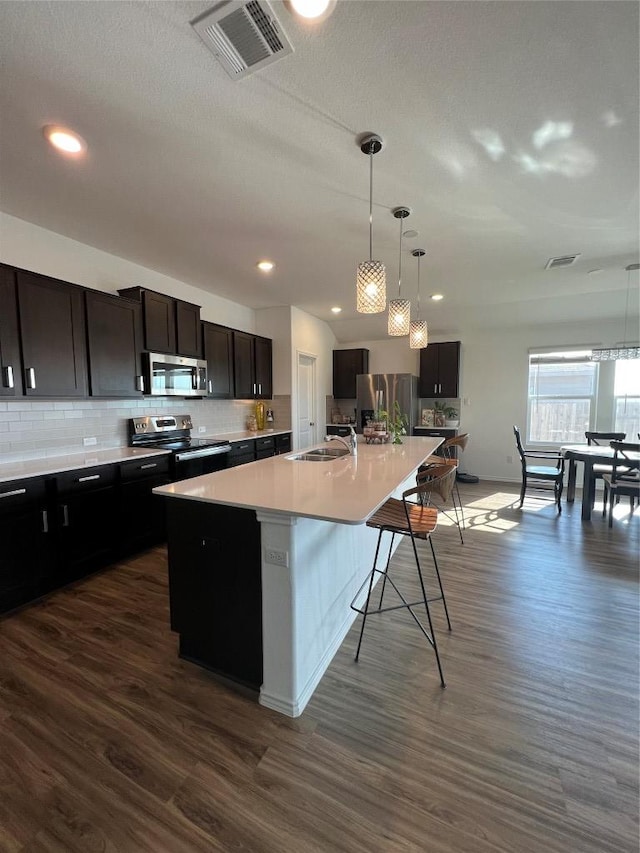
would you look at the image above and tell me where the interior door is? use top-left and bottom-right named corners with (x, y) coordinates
top-left (297, 353), bottom-right (316, 450)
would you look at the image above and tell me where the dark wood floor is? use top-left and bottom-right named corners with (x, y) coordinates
top-left (1, 482), bottom-right (638, 852)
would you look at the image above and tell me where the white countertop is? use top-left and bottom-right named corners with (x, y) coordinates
top-left (154, 436), bottom-right (442, 525)
top-left (0, 447), bottom-right (170, 484)
top-left (210, 428), bottom-right (291, 443)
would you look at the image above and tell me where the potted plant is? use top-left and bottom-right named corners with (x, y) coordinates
top-left (443, 404), bottom-right (459, 428)
top-left (433, 400), bottom-right (446, 427)
top-left (387, 401), bottom-right (408, 444)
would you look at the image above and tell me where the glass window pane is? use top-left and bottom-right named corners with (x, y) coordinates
top-left (529, 400), bottom-right (591, 443)
top-left (529, 362), bottom-right (597, 397)
top-left (614, 359), bottom-right (640, 396)
top-left (614, 397), bottom-right (640, 438)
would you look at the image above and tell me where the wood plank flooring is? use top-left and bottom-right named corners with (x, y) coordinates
top-left (0, 482), bottom-right (638, 852)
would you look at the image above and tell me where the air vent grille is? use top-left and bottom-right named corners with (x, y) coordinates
top-left (192, 1), bottom-right (293, 80)
top-left (545, 254), bottom-right (581, 269)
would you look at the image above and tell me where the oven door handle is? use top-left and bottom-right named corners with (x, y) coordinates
top-left (174, 445), bottom-right (231, 462)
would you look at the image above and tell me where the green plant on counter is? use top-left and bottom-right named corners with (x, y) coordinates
top-left (443, 404), bottom-right (458, 420)
top-left (388, 401), bottom-right (408, 444)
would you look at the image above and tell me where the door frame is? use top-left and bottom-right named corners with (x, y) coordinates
top-left (295, 350), bottom-right (318, 451)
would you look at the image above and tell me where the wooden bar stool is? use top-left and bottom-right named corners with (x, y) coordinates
top-left (419, 433), bottom-right (469, 543)
top-left (350, 464), bottom-right (455, 687)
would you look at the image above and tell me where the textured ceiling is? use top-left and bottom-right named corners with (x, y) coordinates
top-left (0, 0), bottom-right (638, 341)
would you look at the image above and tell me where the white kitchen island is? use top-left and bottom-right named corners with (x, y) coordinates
top-left (154, 435), bottom-right (442, 717)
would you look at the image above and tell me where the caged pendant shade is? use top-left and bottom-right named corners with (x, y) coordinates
top-left (356, 134), bottom-right (386, 313)
top-left (388, 207), bottom-right (411, 336)
top-left (409, 249), bottom-right (428, 349)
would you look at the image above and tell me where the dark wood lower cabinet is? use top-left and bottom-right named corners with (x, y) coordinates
top-left (166, 500), bottom-right (263, 691)
top-left (119, 457), bottom-right (171, 555)
top-left (0, 478), bottom-right (51, 613)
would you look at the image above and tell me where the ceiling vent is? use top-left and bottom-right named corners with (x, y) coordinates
top-left (545, 254), bottom-right (581, 270)
top-left (191, 1), bottom-right (293, 80)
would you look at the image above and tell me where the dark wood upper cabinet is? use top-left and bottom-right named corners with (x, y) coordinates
top-left (85, 290), bottom-right (144, 397)
top-left (333, 349), bottom-right (369, 399)
top-left (118, 287), bottom-right (201, 357)
top-left (233, 332), bottom-right (273, 399)
top-left (0, 264), bottom-right (23, 397)
top-left (16, 270), bottom-right (88, 398)
top-left (202, 322), bottom-right (233, 399)
top-left (233, 331), bottom-right (255, 399)
top-left (419, 341), bottom-right (460, 398)
top-left (176, 300), bottom-right (202, 358)
top-left (254, 335), bottom-right (272, 400)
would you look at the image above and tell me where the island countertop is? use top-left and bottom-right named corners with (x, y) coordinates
top-left (154, 436), bottom-right (442, 524)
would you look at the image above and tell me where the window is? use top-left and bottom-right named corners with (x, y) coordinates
top-left (614, 358), bottom-right (640, 439)
top-left (527, 350), bottom-right (597, 443)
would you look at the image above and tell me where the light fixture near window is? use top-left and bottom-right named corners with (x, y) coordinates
top-left (591, 263), bottom-right (640, 361)
top-left (356, 133), bottom-right (386, 314)
top-left (409, 249), bottom-right (428, 349)
top-left (388, 207), bottom-right (411, 336)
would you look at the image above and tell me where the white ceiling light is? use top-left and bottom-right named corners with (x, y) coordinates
top-left (409, 249), bottom-right (428, 350)
top-left (356, 133), bottom-right (386, 314)
top-left (431, 293), bottom-right (444, 301)
top-left (43, 125), bottom-right (86, 156)
top-left (331, 306), bottom-right (342, 314)
top-left (388, 207), bottom-right (411, 336)
top-left (286, 0), bottom-right (336, 21)
top-left (257, 260), bottom-right (274, 272)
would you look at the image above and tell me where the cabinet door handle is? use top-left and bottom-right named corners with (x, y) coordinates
top-left (0, 488), bottom-right (26, 499)
top-left (42, 510), bottom-right (49, 533)
top-left (258, 383), bottom-right (262, 395)
top-left (253, 383), bottom-right (257, 395)
top-left (61, 505), bottom-right (69, 527)
top-left (208, 380), bottom-right (213, 393)
top-left (78, 474), bottom-right (100, 483)
top-left (140, 463), bottom-right (157, 470)
top-left (3, 365), bottom-right (14, 389)
top-left (136, 375), bottom-right (144, 392)
top-left (26, 367), bottom-right (36, 389)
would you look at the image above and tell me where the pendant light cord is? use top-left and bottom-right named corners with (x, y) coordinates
top-left (397, 215), bottom-right (403, 298)
top-left (416, 254), bottom-right (421, 318)
top-left (368, 144), bottom-right (374, 261)
top-left (623, 267), bottom-right (631, 344)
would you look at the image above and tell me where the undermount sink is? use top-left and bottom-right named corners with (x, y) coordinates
top-left (289, 446), bottom-right (350, 462)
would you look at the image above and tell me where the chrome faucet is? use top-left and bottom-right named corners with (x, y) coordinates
top-left (325, 425), bottom-right (357, 456)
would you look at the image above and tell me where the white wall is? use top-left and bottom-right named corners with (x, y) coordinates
top-left (0, 212), bottom-right (255, 332)
top-left (256, 306), bottom-right (293, 396)
top-left (337, 338), bottom-right (419, 375)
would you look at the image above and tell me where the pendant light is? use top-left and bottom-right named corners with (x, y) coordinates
top-left (409, 249), bottom-right (428, 349)
top-left (388, 207), bottom-right (411, 335)
top-left (356, 134), bottom-right (386, 313)
top-left (591, 263), bottom-right (640, 360)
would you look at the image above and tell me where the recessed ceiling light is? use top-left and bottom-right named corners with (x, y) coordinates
top-left (403, 229), bottom-right (419, 239)
top-left (331, 306), bottom-right (342, 314)
top-left (588, 268), bottom-right (603, 275)
top-left (431, 294), bottom-right (444, 301)
top-left (257, 260), bottom-right (275, 272)
top-left (43, 125), bottom-right (86, 156)
top-left (286, 0), bottom-right (336, 21)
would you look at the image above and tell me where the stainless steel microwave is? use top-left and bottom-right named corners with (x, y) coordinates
top-left (144, 352), bottom-right (208, 397)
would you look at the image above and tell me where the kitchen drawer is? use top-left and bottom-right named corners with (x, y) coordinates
top-left (326, 425), bottom-right (354, 437)
top-left (55, 464), bottom-right (117, 495)
top-left (228, 440), bottom-right (256, 458)
top-left (275, 433), bottom-right (291, 454)
top-left (227, 453), bottom-right (255, 468)
top-left (120, 455), bottom-right (170, 482)
top-left (255, 436), bottom-right (275, 452)
top-left (0, 477), bottom-right (47, 513)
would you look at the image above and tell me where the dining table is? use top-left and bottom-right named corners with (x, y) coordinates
top-left (561, 444), bottom-right (638, 521)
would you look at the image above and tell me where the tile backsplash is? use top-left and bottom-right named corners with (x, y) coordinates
top-left (0, 395), bottom-right (291, 463)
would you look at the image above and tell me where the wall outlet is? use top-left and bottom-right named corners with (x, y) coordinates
top-left (264, 548), bottom-right (289, 568)
top-left (83, 436), bottom-right (97, 447)
top-left (198, 426), bottom-right (206, 433)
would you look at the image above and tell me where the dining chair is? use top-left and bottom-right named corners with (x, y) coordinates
top-left (584, 432), bottom-right (627, 507)
top-left (350, 463), bottom-right (455, 687)
top-left (602, 441), bottom-right (640, 527)
top-left (513, 426), bottom-right (565, 512)
top-left (419, 433), bottom-right (469, 542)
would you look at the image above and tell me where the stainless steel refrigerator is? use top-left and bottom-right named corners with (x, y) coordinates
top-left (356, 374), bottom-right (419, 434)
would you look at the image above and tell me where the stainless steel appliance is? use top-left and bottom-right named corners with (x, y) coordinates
top-left (129, 414), bottom-right (231, 479)
top-left (143, 352), bottom-right (207, 397)
top-left (356, 374), bottom-right (420, 434)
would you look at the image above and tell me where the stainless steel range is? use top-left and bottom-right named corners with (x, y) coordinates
top-left (129, 415), bottom-right (231, 480)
